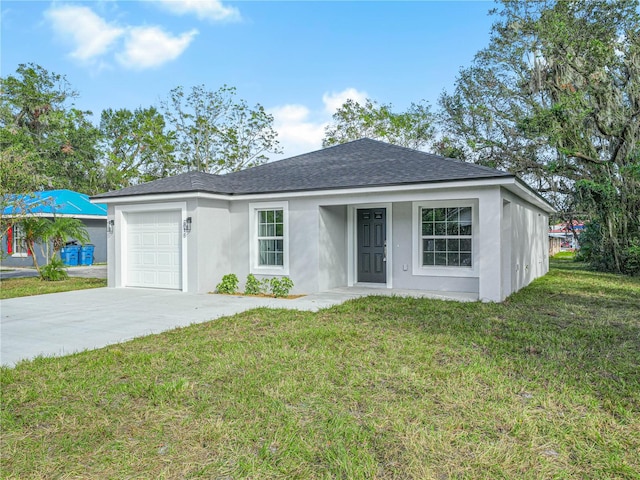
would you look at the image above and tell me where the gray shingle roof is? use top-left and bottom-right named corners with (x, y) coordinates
top-left (93, 138), bottom-right (513, 199)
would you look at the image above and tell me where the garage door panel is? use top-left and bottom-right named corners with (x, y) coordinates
top-left (143, 233), bottom-right (158, 246)
top-left (126, 210), bottom-right (182, 290)
top-left (157, 233), bottom-right (175, 246)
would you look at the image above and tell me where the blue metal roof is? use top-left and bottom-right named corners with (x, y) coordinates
top-left (2, 190), bottom-right (107, 217)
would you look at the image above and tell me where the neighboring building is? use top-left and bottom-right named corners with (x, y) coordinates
top-left (1, 190), bottom-right (107, 268)
top-left (92, 139), bottom-right (555, 302)
top-left (549, 221), bottom-right (584, 251)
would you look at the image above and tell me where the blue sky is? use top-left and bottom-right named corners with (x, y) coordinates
top-left (2, 1), bottom-right (495, 158)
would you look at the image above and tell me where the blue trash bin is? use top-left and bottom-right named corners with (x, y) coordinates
top-left (60, 245), bottom-right (80, 266)
top-left (79, 244), bottom-right (95, 266)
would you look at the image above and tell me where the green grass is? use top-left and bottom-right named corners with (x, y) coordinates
top-left (0, 277), bottom-right (107, 299)
top-left (1, 260), bottom-right (639, 479)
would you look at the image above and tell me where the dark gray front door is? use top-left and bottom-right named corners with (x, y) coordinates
top-left (357, 208), bottom-right (386, 283)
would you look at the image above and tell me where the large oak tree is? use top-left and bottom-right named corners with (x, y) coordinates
top-left (439, 0), bottom-right (640, 274)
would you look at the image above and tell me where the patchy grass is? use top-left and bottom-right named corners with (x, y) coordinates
top-left (0, 277), bottom-right (106, 299)
top-left (1, 260), bottom-right (638, 479)
top-left (552, 250), bottom-right (576, 260)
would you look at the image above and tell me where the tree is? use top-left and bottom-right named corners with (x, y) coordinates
top-left (99, 107), bottom-right (176, 190)
top-left (439, 0), bottom-right (640, 274)
top-left (17, 217), bottom-right (51, 274)
top-left (44, 217), bottom-right (90, 259)
top-left (323, 98), bottom-right (436, 150)
top-left (161, 85), bottom-right (281, 174)
top-left (0, 63), bottom-right (102, 195)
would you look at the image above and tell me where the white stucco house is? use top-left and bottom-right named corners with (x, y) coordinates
top-left (91, 139), bottom-right (554, 302)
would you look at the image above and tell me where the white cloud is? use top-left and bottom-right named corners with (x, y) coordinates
top-left (322, 87), bottom-right (368, 114)
top-left (155, 0), bottom-right (241, 22)
top-left (269, 88), bottom-right (369, 159)
top-left (45, 5), bottom-right (124, 61)
top-left (117, 26), bottom-right (198, 70)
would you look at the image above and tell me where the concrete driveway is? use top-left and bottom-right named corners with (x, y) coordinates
top-left (1, 286), bottom-right (474, 367)
top-left (0, 287), bottom-right (368, 366)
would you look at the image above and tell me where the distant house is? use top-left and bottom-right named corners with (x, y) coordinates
top-left (92, 139), bottom-right (555, 302)
top-left (549, 221), bottom-right (584, 251)
top-left (1, 190), bottom-right (107, 268)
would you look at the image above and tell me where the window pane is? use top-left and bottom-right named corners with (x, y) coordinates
top-left (424, 239), bottom-right (435, 252)
top-left (435, 239), bottom-right (446, 252)
top-left (422, 222), bottom-right (434, 236)
top-left (460, 253), bottom-right (472, 266)
top-left (259, 211), bottom-right (267, 223)
top-left (275, 210), bottom-right (283, 223)
top-left (447, 221), bottom-right (459, 235)
top-left (447, 252), bottom-right (460, 266)
top-left (447, 207), bottom-right (459, 222)
top-left (422, 208), bottom-right (435, 222)
top-left (459, 223), bottom-right (472, 236)
top-left (434, 208), bottom-right (446, 221)
top-left (434, 222), bottom-right (446, 236)
top-left (276, 223), bottom-right (283, 236)
top-left (435, 252), bottom-right (447, 265)
top-left (447, 239), bottom-right (459, 252)
top-left (459, 207), bottom-right (472, 235)
top-left (423, 251), bottom-right (434, 265)
top-left (460, 239), bottom-right (472, 252)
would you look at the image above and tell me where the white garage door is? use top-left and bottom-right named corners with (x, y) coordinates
top-left (126, 210), bottom-right (182, 289)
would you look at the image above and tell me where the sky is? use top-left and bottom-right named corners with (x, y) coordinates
top-left (1, 0), bottom-right (496, 159)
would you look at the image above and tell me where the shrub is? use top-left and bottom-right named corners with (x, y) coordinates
top-left (623, 243), bottom-right (640, 276)
top-left (216, 273), bottom-right (239, 294)
top-left (270, 277), bottom-right (294, 298)
top-left (40, 257), bottom-right (69, 282)
top-left (244, 274), bottom-right (262, 295)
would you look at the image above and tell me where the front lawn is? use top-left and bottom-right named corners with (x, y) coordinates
top-left (1, 259), bottom-right (638, 478)
top-left (0, 277), bottom-right (107, 299)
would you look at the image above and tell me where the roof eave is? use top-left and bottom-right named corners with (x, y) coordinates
top-left (90, 176), bottom-right (519, 204)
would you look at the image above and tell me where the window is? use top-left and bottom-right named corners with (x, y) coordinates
top-left (421, 207), bottom-right (472, 267)
top-left (250, 201), bottom-right (289, 275)
top-left (257, 209), bottom-right (284, 266)
top-left (10, 224), bottom-right (29, 257)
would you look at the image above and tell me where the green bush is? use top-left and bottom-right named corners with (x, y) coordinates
top-left (623, 243), bottom-right (640, 276)
top-left (270, 277), bottom-right (294, 298)
top-left (40, 257), bottom-right (69, 282)
top-left (216, 274), bottom-right (239, 294)
top-left (244, 274), bottom-right (262, 295)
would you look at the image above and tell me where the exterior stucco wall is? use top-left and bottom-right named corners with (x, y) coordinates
top-left (501, 188), bottom-right (549, 297)
top-left (84, 218), bottom-right (107, 263)
top-left (319, 205), bottom-right (348, 291)
top-left (192, 198), bottom-right (230, 294)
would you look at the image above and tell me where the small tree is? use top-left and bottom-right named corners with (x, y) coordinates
top-left (18, 217), bottom-right (51, 275)
top-left (44, 217), bottom-right (90, 259)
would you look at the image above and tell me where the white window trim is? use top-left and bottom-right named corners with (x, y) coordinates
top-left (412, 200), bottom-right (479, 278)
top-left (249, 201), bottom-right (289, 276)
